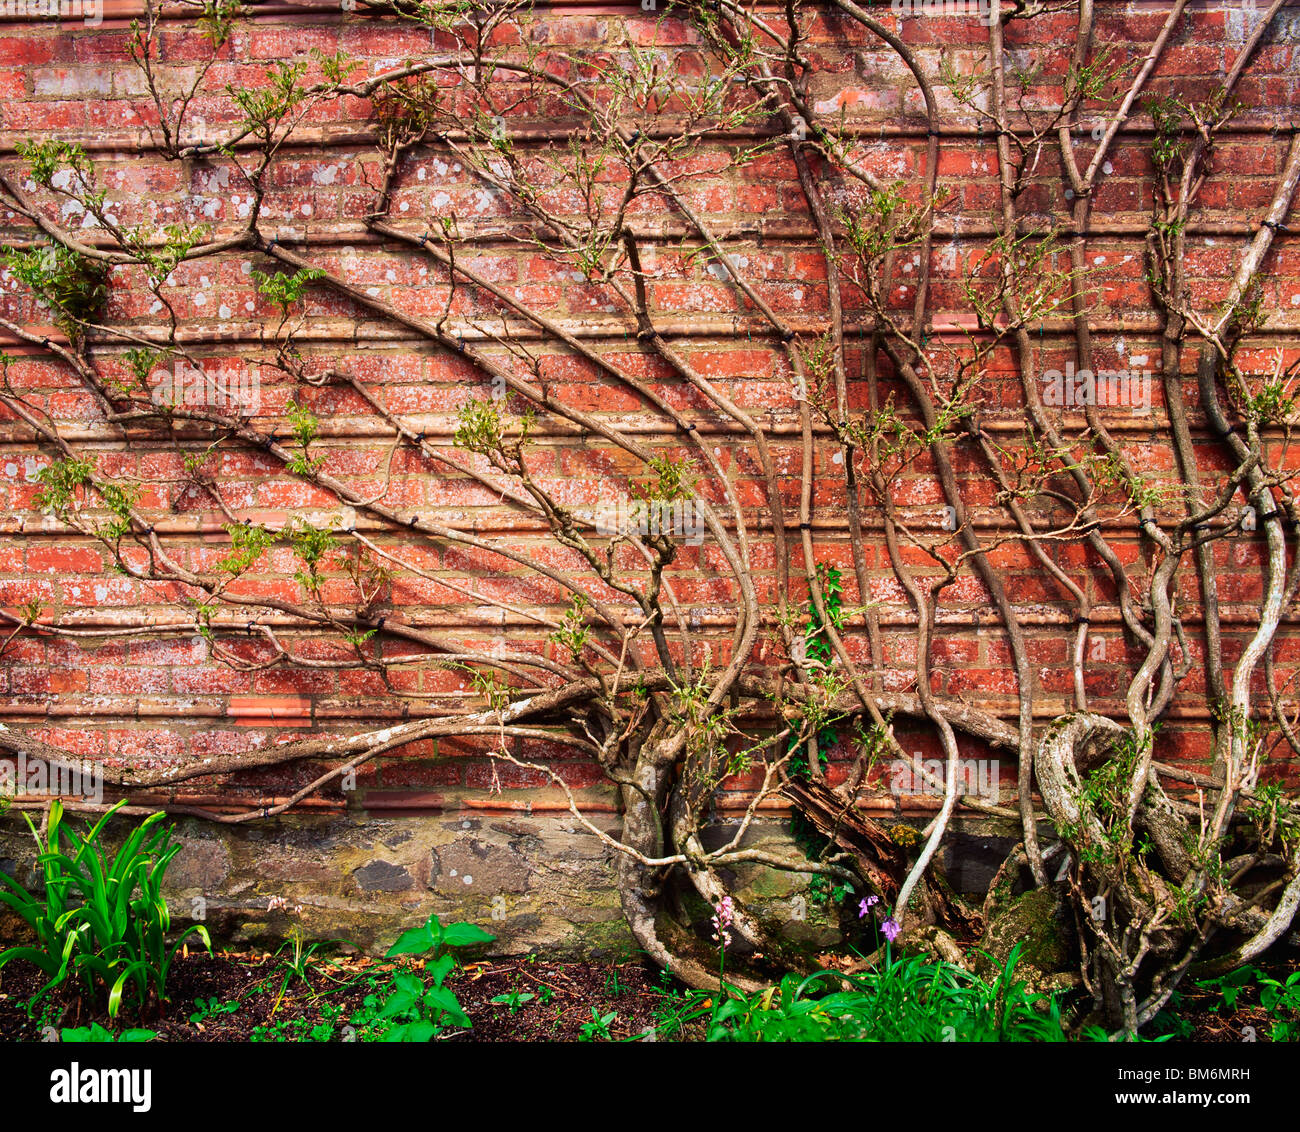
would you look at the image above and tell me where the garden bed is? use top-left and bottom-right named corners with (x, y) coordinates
top-left (1, 947), bottom-right (1294, 1043)
top-left (0, 951), bottom-right (685, 1043)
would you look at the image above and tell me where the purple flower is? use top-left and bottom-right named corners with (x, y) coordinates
top-left (881, 917), bottom-right (901, 943)
top-left (858, 894), bottom-right (879, 918)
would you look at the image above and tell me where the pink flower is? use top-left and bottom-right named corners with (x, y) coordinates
top-left (711, 897), bottom-right (735, 947)
top-left (858, 894), bottom-right (879, 918)
top-left (881, 917), bottom-right (901, 943)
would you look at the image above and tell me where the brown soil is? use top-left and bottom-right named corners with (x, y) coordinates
top-left (0, 947), bottom-right (1291, 1042)
top-left (0, 949), bottom-right (697, 1043)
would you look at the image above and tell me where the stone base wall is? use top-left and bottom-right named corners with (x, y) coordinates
top-left (0, 807), bottom-right (1021, 956)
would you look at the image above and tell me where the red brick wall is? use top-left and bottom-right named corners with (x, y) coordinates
top-left (0, 2), bottom-right (1298, 824)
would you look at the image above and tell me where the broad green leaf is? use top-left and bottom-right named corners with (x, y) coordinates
top-left (400, 1020), bottom-right (437, 1043)
top-left (377, 991), bottom-right (415, 1019)
top-left (439, 922), bottom-right (496, 949)
top-left (392, 971), bottom-right (423, 995)
top-left (384, 926), bottom-right (434, 958)
top-left (423, 985), bottom-right (471, 1028)
top-left (426, 954), bottom-right (456, 988)
top-left (62, 1022), bottom-right (113, 1042)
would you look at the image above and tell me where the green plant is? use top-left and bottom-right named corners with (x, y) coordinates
top-left (1199, 964), bottom-right (1258, 1012)
top-left (786, 562), bottom-right (847, 778)
top-left (632, 454), bottom-right (697, 503)
top-left (707, 946), bottom-right (1068, 1043)
top-left (252, 266), bottom-right (323, 313)
top-left (1199, 965), bottom-right (1300, 1041)
top-left (578, 1007), bottom-right (618, 1041)
top-left (0, 799), bottom-right (212, 1019)
top-left (33, 457), bottom-right (141, 540)
top-left (262, 895), bottom-right (349, 1012)
top-left (15, 138), bottom-right (92, 187)
top-left (269, 930), bottom-right (342, 1003)
top-left (352, 913), bottom-right (494, 1042)
top-left (490, 989), bottom-right (535, 1014)
top-left (648, 985), bottom-right (714, 1041)
top-left (2, 243), bottom-right (108, 335)
top-left (217, 522), bottom-right (275, 575)
top-left (61, 1022), bottom-right (157, 1043)
top-left (189, 996), bottom-right (240, 1025)
top-left (1258, 971), bottom-right (1300, 1041)
top-left (1146, 991), bottom-right (1197, 1040)
top-left (808, 874), bottom-right (854, 908)
top-left (283, 401), bottom-right (326, 475)
top-left (370, 969), bottom-right (466, 1042)
top-left (249, 998), bottom-right (349, 1043)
